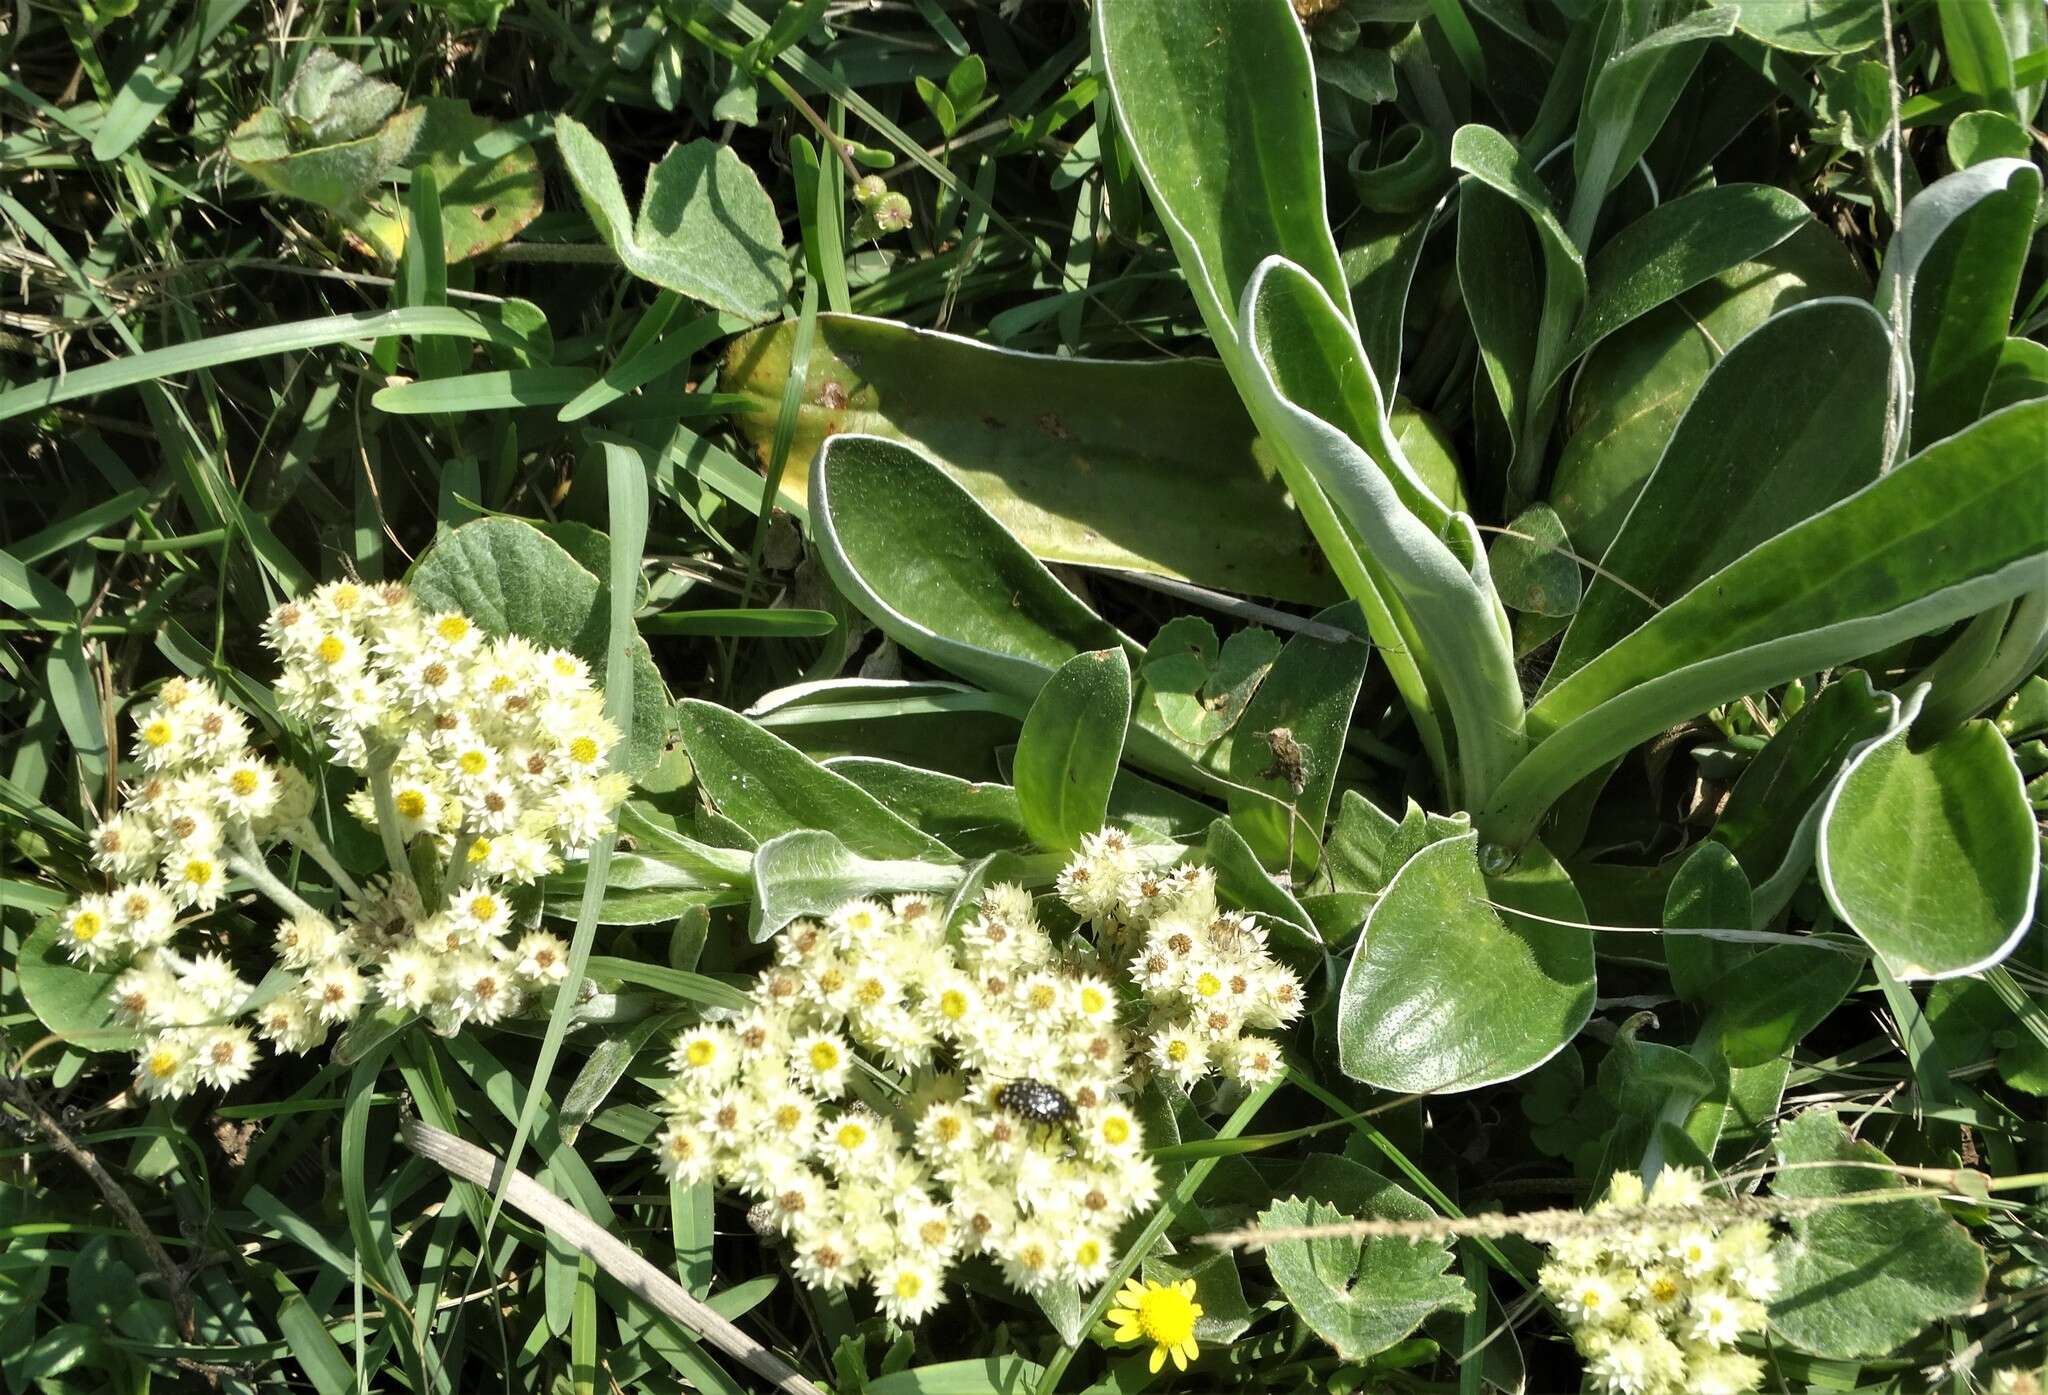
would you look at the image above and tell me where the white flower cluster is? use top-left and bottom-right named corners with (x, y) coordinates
top-left (1539, 1168), bottom-right (1780, 1395)
top-left (53, 579), bottom-right (625, 1100)
top-left (1054, 827), bottom-right (1302, 1093)
top-left (652, 890), bottom-right (1161, 1325)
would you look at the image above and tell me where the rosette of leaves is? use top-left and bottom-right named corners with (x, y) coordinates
top-left (226, 51), bottom-right (540, 263)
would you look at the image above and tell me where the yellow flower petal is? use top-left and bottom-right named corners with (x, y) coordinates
top-left (1113, 1323), bottom-right (1142, 1341)
top-left (1149, 1347), bottom-right (1167, 1374)
top-left (1170, 1345), bottom-right (1189, 1371)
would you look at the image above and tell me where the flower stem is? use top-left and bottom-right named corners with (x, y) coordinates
top-left (283, 822), bottom-right (366, 902)
top-left (227, 836), bottom-right (325, 924)
top-left (366, 761), bottom-right (414, 887)
top-left (1031, 1078), bottom-right (1280, 1395)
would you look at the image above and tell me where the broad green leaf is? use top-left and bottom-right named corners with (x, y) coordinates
top-left (1140, 617), bottom-right (1280, 748)
top-left (1925, 978), bottom-right (2048, 1097)
top-left (1715, 671), bottom-right (1895, 885)
top-left (751, 677), bottom-right (1025, 782)
top-left (1093, 0), bottom-right (1352, 366)
top-left (1221, 603), bottom-right (1370, 875)
top-left (1663, 840), bottom-right (1753, 1003)
top-left (542, 848), bottom-right (751, 926)
top-left (228, 104), bottom-right (425, 212)
top-left (673, 699), bottom-right (950, 862)
top-left (1558, 183), bottom-right (1814, 377)
top-left (16, 918), bottom-right (128, 1050)
top-left (1337, 833), bottom-right (1594, 1093)
top-left (342, 99), bottom-right (544, 262)
top-left (1938, 0), bottom-right (2020, 120)
top-left (1490, 504), bottom-right (1580, 618)
top-left (1458, 178), bottom-right (1542, 456)
top-left (1013, 649), bottom-right (1132, 854)
top-left (1683, 1051), bottom-right (1792, 1169)
top-left (1731, 0), bottom-right (1884, 53)
top-left (1770, 1109), bottom-right (1987, 1359)
top-left (826, 757), bottom-right (1031, 857)
top-left (280, 48), bottom-right (405, 143)
top-left (749, 830), bottom-right (964, 941)
top-left (1257, 1153), bottom-right (1472, 1361)
top-left (721, 315), bottom-right (1334, 603)
top-left (406, 517), bottom-right (670, 777)
top-left (1570, 6), bottom-right (1738, 235)
top-left (1598, 1014), bottom-right (1717, 1117)
top-left (1341, 208), bottom-right (1436, 396)
top-left (1986, 336), bottom-right (2048, 413)
top-left (1485, 400), bottom-right (2048, 846)
top-left (1242, 258), bottom-right (1523, 808)
top-left (1947, 110), bottom-right (2033, 167)
top-left (1551, 224), bottom-right (1868, 558)
top-left (1550, 298), bottom-right (1894, 683)
top-left (1699, 941), bottom-right (1866, 1069)
top-left (1878, 159), bottom-right (2042, 451)
top-left (1322, 791), bottom-right (1470, 900)
top-left (810, 433), bottom-right (1125, 701)
top-left (1819, 707), bottom-right (2038, 980)
top-left (554, 116), bottom-right (790, 321)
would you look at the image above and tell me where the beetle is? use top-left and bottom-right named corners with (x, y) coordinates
top-left (993, 1077), bottom-right (1078, 1127)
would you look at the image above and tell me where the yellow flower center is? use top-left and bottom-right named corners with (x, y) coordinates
top-left (552, 655), bottom-right (579, 676)
top-left (775, 1104), bottom-right (803, 1130)
top-left (182, 859), bottom-right (213, 885)
top-left (458, 750), bottom-right (488, 776)
top-left (230, 769), bottom-right (260, 796)
top-left (395, 790), bottom-right (427, 818)
top-left (1166, 1039), bottom-right (1190, 1063)
top-left (1650, 1277), bottom-right (1678, 1302)
top-left (1137, 1286), bottom-right (1199, 1348)
top-left (1101, 1116), bottom-right (1131, 1146)
top-left (1194, 972), bottom-right (1222, 998)
top-left (147, 1049), bottom-right (180, 1079)
top-left (437, 616), bottom-right (470, 642)
top-left (856, 978), bottom-right (885, 1005)
top-left (1076, 1239), bottom-right (1103, 1267)
top-left (1029, 984), bottom-right (1057, 1011)
top-left (834, 1122), bottom-right (867, 1151)
top-left (809, 1041), bottom-right (840, 1071)
top-left (934, 1115), bottom-right (962, 1142)
top-left (141, 719), bottom-right (174, 748)
top-left (71, 912), bottom-right (103, 942)
top-left (686, 1039), bottom-right (718, 1068)
top-left (1581, 1289), bottom-right (1603, 1310)
top-left (894, 1271), bottom-right (923, 1300)
top-left (939, 989), bottom-right (968, 1020)
top-left (469, 895), bottom-right (498, 922)
top-left (1080, 986), bottom-right (1108, 1014)
top-left (569, 736), bottom-right (599, 765)
top-left (330, 584), bottom-right (361, 611)
top-left (668, 1134), bottom-right (696, 1160)
top-left (468, 838), bottom-right (492, 863)
top-left (316, 635), bottom-right (346, 665)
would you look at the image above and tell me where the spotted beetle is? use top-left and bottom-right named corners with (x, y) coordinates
top-left (993, 1077), bottom-right (1078, 1127)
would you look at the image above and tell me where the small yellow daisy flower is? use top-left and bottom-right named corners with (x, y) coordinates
top-left (1107, 1276), bottom-right (1202, 1373)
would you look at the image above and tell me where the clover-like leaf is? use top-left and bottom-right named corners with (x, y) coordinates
top-left (1141, 617), bottom-right (1280, 747)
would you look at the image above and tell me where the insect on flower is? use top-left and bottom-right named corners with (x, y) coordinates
top-left (993, 1077), bottom-right (1078, 1127)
